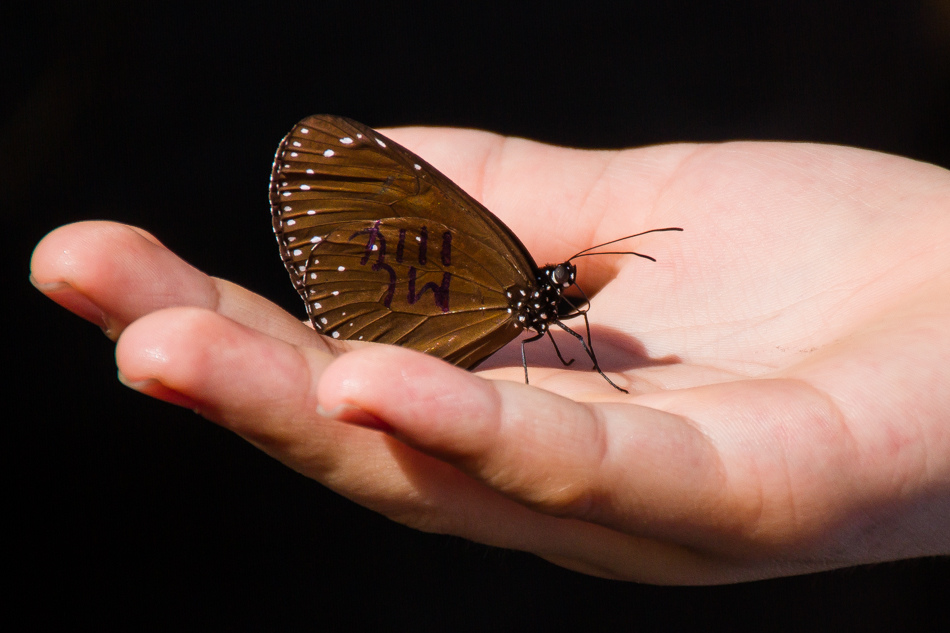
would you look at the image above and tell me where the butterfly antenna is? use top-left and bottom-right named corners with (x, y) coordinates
top-left (571, 250), bottom-right (657, 262)
top-left (569, 227), bottom-right (683, 261)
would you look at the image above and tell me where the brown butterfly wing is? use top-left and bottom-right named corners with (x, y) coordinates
top-left (270, 115), bottom-right (535, 368)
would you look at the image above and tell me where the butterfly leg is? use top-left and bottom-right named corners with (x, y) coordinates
top-left (545, 330), bottom-right (575, 367)
top-left (556, 292), bottom-right (593, 355)
top-left (579, 310), bottom-right (594, 359)
top-left (520, 331), bottom-right (546, 385)
top-left (553, 321), bottom-right (629, 394)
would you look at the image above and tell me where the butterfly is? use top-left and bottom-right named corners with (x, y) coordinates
top-left (270, 115), bottom-right (681, 392)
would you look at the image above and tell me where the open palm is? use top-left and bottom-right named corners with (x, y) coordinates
top-left (31, 127), bottom-right (950, 584)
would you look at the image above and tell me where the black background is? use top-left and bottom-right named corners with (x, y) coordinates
top-left (8, 1), bottom-right (950, 629)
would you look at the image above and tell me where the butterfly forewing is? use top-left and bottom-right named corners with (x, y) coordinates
top-left (270, 115), bottom-right (534, 368)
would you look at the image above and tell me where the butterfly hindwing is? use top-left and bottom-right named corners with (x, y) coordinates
top-left (270, 115), bottom-right (534, 368)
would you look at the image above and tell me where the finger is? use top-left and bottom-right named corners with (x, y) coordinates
top-left (116, 306), bottom-right (334, 452)
top-left (316, 345), bottom-right (733, 544)
top-left (113, 306), bottom-right (571, 533)
top-left (115, 306), bottom-right (514, 505)
top-left (31, 221), bottom-right (316, 346)
top-left (114, 308), bottom-right (752, 583)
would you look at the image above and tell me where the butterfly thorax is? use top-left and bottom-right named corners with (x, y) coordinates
top-left (505, 262), bottom-right (577, 334)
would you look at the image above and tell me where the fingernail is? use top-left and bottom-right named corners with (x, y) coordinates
top-left (316, 403), bottom-right (393, 433)
top-left (30, 276), bottom-right (117, 338)
top-left (118, 371), bottom-right (202, 410)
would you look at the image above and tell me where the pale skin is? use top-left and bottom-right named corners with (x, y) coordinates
top-left (30, 128), bottom-right (950, 584)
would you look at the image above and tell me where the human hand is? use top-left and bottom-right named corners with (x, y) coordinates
top-left (30, 127), bottom-right (950, 584)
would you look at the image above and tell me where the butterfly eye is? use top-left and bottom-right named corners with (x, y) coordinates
top-left (551, 264), bottom-right (575, 287)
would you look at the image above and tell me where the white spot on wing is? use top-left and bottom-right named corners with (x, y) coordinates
top-left (323, 149), bottom-right (335, 157)
top-left (292, 141), bottom-right (301, 147)
top-left (293, 249), bottom-right (302, 256)
top-left (331, 291), bottom-right (339, 296)
top-left (300, 128), bottom-right (309, 134)
top-left (311, 236), bottom-right (321, 243)
top-left (375, 138), bottom-right (386, 147)
top-left (414, 164), bottom-right (421, 170)
top-left (340, 137), bottom-right (353, 144)
top-left (290, 152), bottom-right (298, 157)
top-left (313, 302), bottom-right (321, 309)
top-left (337, 266), bottom-right (345, 271)
top-left (331, 331), bottom-right (340, 338)
top-left (306, 169), bottom-right (314, 174)
top-left (286, 219), bottom-right (296, 226)
top-left (307, 210), bottom-right (316, 215)
top-left (299, 184), bottom-right (311, 191)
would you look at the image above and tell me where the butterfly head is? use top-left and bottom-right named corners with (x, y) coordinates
top-left (547, 262), bottom-right (577, 289)
top-left (503, 263), bottom-right (579, 334)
